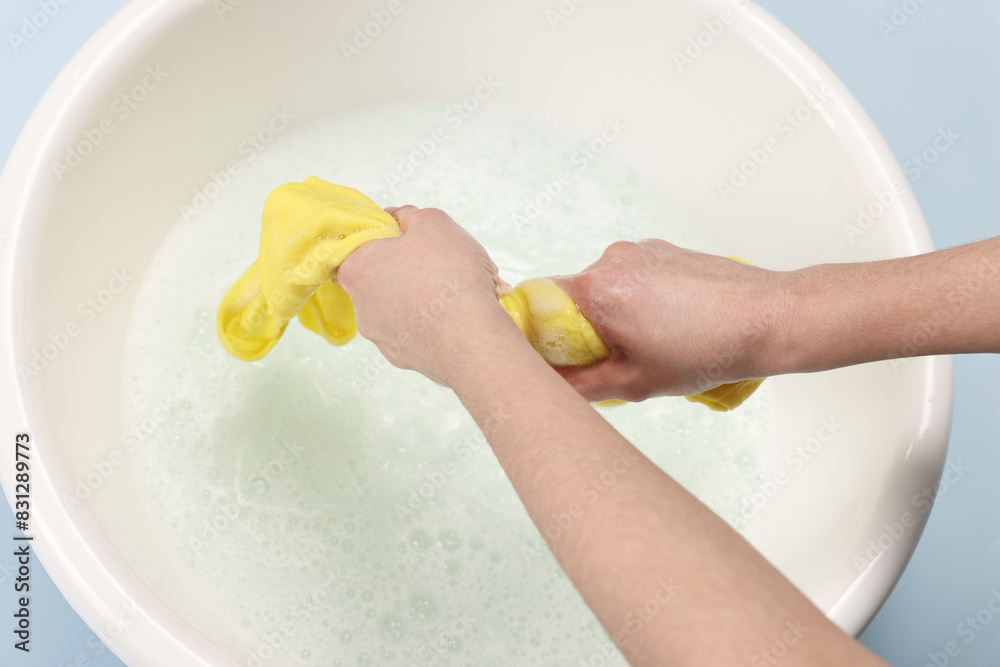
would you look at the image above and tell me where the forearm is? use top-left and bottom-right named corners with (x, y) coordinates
top-left (444, 309), bottom-right (885, 666)
top-left (765, 237), bottom-right (1000, 376)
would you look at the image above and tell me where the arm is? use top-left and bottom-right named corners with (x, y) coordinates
top-left (555, 237), bottom-right (1000, 401)
top-left (768, 237), bottom-right (1000, 373)
top-left (338, 207), bottom-right (888, 666)
top-left (441, 313), bottom-right (885, 666)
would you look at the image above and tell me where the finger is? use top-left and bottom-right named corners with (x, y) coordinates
top-left (554, 355), bottom-right (636, 402)
top-left (384, 205), bottom-right (419, 233)
top-left (548, 273), bottom-right (572, 292)
top-left (548, 273), bottom-right (591, 310)
top-left (495, 277), bottom-right (513, 297)
top-left (338, 218), bottom-right (406, 287)
top-left (549, 273), bottom-right (615, 340)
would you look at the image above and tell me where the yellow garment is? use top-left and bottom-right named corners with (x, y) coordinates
top-left (498, 278), bottom-right (610, 366)
top-left (217, 177), bottom-right (397, 361)
top-left (217, 177), bottom-right (763, 411)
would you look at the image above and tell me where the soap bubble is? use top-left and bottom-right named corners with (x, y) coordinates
top-left (407, 529), bottom-right (433, 551)
top-left (438, 529), bottom-right (462, 551)
top-left (125, 101), bottom-right (769, 667)
top-left (379, 614), bottom-right (407, 642)
top-left (408, 593), bottom-right (437, 620)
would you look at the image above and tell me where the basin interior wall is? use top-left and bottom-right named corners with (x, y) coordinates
top-left (7, 0), bottom-right (952, 661)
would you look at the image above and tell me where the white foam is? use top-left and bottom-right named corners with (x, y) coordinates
top-left (123, 101), bottom-right (772, 666)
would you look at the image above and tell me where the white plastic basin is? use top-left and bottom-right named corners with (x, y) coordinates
top-left (0, 0), bottom-right (953, 664)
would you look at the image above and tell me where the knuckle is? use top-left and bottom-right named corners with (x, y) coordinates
top-left (568, 270), bottom-right (597, 296)
top-left (418, 207), bottom-right (450, 222)
top-left (352, 317), bottom-right (373, 340)
top-left (618, 366), bottom-right (655, 403)
top-left (638, 238), bottom-right (675, 250)
top-left (619, 384), bottom-right (650, 403)
top-left (603, 240), bottom-right (638, 258)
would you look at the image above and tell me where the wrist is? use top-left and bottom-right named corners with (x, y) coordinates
top-left (753, 262), bottom-right (871, 377)
top-left (435, 301), bottom-right (538, 387)
top-left (744, 267), bottom-right (807, 379)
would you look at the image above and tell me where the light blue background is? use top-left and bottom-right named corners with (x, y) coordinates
top-left (1, 1), bottom-right (997, 665)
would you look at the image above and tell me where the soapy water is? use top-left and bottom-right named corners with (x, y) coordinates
top-left (124, 102), bottom-right (772, 666)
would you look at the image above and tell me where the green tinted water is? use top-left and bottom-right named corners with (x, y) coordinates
top-left (124, 102), bottom-right (771, 666)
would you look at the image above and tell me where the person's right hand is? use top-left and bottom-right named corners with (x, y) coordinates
top-left (552, 240), bottom-right (793, 402)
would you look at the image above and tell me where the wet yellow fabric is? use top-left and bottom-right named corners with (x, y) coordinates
top-left (217, 177), bottom-right (762, 411)
top-left (498, 278), bottom-right (611, 366)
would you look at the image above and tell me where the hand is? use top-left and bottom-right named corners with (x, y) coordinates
top-left (553, 240), bottom-right (791, 402)
top-left (337, 205), bottom-right (518, 386)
